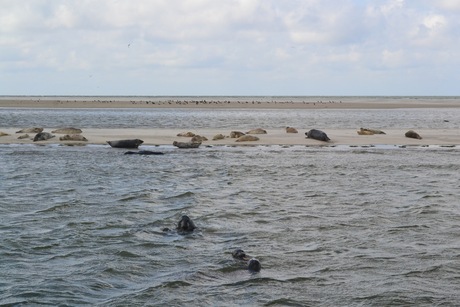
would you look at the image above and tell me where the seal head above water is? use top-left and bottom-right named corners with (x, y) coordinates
top-left (232, 249), bottom-right (261, 272)
top-left (177, 215), bottom-right (196, 233)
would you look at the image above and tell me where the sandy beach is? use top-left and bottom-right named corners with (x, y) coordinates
top-left (1, 97), bottom-right (459, 146)
top-left (0, 127), bottom-right (458, 147)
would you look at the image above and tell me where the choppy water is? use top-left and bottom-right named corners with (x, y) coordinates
top-left (1, 102), bottom-right (460, 306)
top-left (1, 143), bottom-right (460, 306)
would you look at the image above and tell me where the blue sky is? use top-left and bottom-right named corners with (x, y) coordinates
top-left (1, 0), bottom-right (459, 96)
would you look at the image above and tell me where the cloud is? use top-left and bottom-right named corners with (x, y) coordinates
top-left (0, 0), bottom-right (459, 95)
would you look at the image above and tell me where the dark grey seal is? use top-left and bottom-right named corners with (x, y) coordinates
top-left (305, 129), bottom-right (330, 142)
top-left (124, 150), bottom-right (164, 155)
top-left (107, 139), bottom-right (143, 149)
top-left (33, 132), bottom-right (55, 142)
top-left (177, 215), bottom-right (196, 233)
top-left (405, 130), bottom-right (422, 139)
top-left (232, 249), bottom-right (261, 272)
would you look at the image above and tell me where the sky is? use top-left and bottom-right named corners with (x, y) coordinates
top-left (1, 0), bottom-right (460, 96)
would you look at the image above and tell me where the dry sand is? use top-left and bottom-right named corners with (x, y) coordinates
top-left (0, 128), bottom-right (458, 147)
top-left (1, 97), bottom-right (459, 146)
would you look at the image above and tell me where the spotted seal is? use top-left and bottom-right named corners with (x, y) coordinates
top-left (107, 139), bottom-right (143, 149)
top-left (33, 132), bottom-right (55, 142)
top-left (232, 249), bottom-right (261, 272)
top-left (235, 135), bottom-right (259, 142)
top-left (246, 128), bottom-right (267, 134)
top-left (305, 129), bottom-right (330, 142)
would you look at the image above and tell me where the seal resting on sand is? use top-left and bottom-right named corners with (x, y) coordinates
top-left (286, 127), bottom-right (298, 133)
top-left (235, 135), bottom-right (259, 142)
top-left (17, 134), bottom-right (29, 139)
top-left (177, 132), bottom-right (196, 137)
top-left (177, 215), bottom-right (196, 233)
top-left (0, 131), bottom-right (9, 137)
top-left (213, 134), bottom-right (225, 140)
top-left (305, 129), bottom-right (330, 142)
top-left (246, 128), bottom-right (267, 134)
top-left (107, 139), bottom-right (143, 149)
top-left (59, 134), bottom-right (88, 141)
top-left (33, 132), bottom-right (55, 142)
top-left (360, 128), bottom-right (386, 135)
top-left (357, 129), bottom-right (374, 135)
top-left (230, 131), bottom-right (245, 138)
top-left (173, 141), bottom-right (201, 148)
top-left (232, 249), bottom-right (261, 272)
top-left (191, 135), bottom-right (208, 143)
top-left (405, 130), bottom-right (422, 139)
top-left (52, 128), bottom-right (82, 134)
top-left (16, 127), bottom-right (43, 134)
top-left (124, 150), bottom-right (164, 155)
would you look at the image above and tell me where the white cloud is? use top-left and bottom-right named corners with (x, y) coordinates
top-left (0, 0), bottom-right (459, 95)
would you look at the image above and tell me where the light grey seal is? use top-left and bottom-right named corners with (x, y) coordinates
top-left (235, 135), bottom-right (259, 142)
top-left (405, 130), bottom-right (422, 139)
top-left (305, 129), bottom-right (330, 142)
top-left (52, 128), bottom-right (83, 134)
top-left (16, 127), bottom-right (43, 134)
top-left (246, 128), bottom-right (267, 134)
top-left (232, 249), bottom-right (261, 272)
top-left (33, 132), bottom-right (55, 142)
top-left (173, 141), bottom-right (201, 148)
top-left (59, 134), bottom-right (88, 141)
top-left (107, 139), bottom-right (143, 149)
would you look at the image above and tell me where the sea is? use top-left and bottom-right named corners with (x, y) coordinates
top-left (1, 96), bottom-right (460, 306)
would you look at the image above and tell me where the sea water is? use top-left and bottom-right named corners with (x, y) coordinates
top-left (1, 103), bottom-right (460, 306)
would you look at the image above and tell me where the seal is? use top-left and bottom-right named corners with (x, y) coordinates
top-left (212, 134), bottom-right (225, 140)
top-left (360, 128), bottom-right (386, 135)
top-left (230, 131), bottom-right (245, 138)
top-left (0, 131), bottom-right (9, 137)
top-left (286, 127), bottom-right (298, 133)
top-left (173, 141), bottom-right (201, 148)
top-left (59, 134), bottom-right (88, 141)
top-left (232, 249), bottom-right (261, 272)
top-left (191, 135), bottom-right (208, 143)
top-left (405, 130), bottom-right (422, 139)
top-left (235, 135), bottom-right (259, 142)
top-left (305, 129), bottom-right (330, 142)
top-left (177, 132), bottom-right (196, 137)
top-left (177, 215), bottom-right (196, 233)
top-left (33, 132), bottom-right (55, 142)
top-left (16, 127), bottom-right (43, 134)
top-left (107, 139), bottom-right (143, 149)
top-left (17, 134), bottom-right (30, 139)
top-left (246, 128), bottom-right (267, 134)
top-left (124, 150), bottom-right (164, 155)
top-left (52, 128), bottom-right (83, 134)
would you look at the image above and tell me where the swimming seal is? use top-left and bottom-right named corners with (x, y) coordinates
top-left (177, 215), bottom-right (196, 233)
top-left (405, 130), bottom-right (422, 139)
top-left (124, 150), bottom-right (164, 155)
top-left (305, 129), bottom-right (330, 142)
top-left (33, 132), bottom-right (55, 142)
top-left (107, 139), bottom-right (144, 149)
top-left (232, 249), bottom-right (261, 272)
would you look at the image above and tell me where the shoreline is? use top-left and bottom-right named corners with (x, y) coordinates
top-left (1, 97), bottom-right (460, 109)
top-left (0, 128), bottom-right (458, 147)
